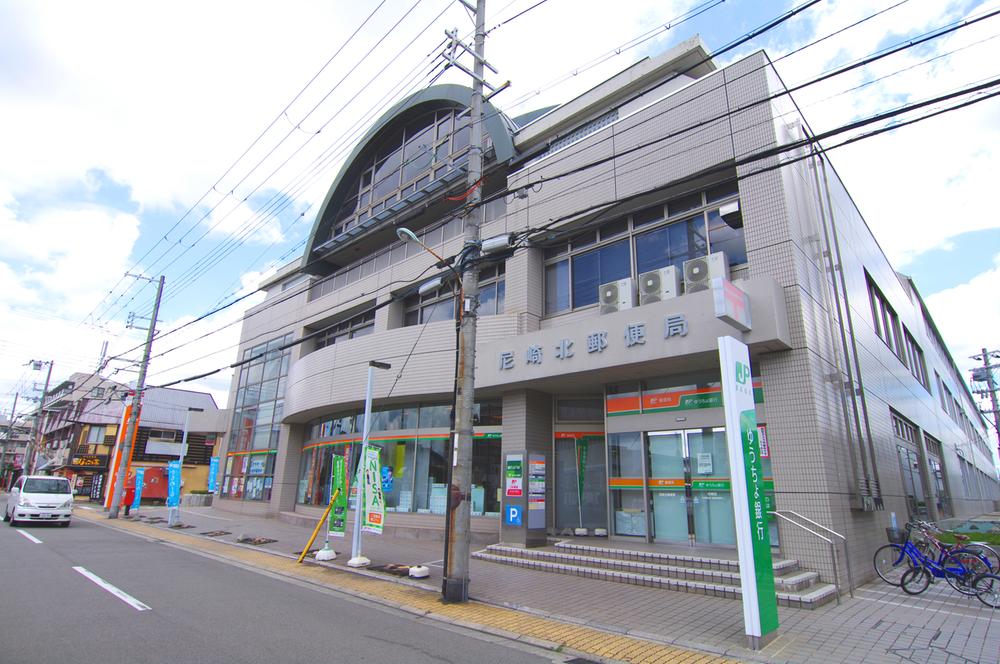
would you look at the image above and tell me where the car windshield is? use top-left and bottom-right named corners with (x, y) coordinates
top-left (23, 478), bottom-right (72, 494)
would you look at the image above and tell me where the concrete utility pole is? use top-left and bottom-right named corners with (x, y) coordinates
top-left (109, 275), bottom-right (165, 519)
top-left (971, 348), bottom-right (1000, 458)
top-left (1, 392), bottom-right (18, 487)
top-left (442, 0), bottom-right (487, 604)
top-left (26, 360), bottom-right (54, 474)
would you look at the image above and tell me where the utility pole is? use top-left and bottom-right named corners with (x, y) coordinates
top-left (109, 275), bottom-right (165, 519)
top-left (971, 348), bottom-right (1000, 458)
top-left (441, 0), bottom-right (487, 604)
top-left (26, 360), bottom-right (54, 474)
top-left (1, 392), bottom-right (18, 488)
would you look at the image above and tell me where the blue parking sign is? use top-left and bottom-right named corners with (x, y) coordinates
top-left (505, 504), bottom-right (522, 526)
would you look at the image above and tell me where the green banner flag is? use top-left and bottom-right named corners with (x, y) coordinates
top-left (329, 455), bottom-right (347, 538)
top-left (361, 446), bottom-right (384, 534)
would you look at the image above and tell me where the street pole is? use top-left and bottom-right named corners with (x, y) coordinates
top-left (972, 348), bottom-right (1000, 457)
top-left (348, 360), bottom-right (390, 568)
top-left (442, 0), bottom-right (486, 604)
top-left (1, 392), bottom-right (18, 488)
top-left (109, 275), bottom-right (165, 519)
top-left (168, 406), bottom-right (202, 526)
top-left (27, 361), bottom-right (54, 475)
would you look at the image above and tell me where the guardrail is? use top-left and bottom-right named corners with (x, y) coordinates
top-left (769, 510), bottom-right (853, 603)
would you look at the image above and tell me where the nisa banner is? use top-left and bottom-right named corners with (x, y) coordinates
top-left (361, 447), bottom-right (384, 535)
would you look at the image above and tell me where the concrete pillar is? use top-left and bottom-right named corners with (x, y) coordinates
top-left (500, 390), bottom-right (552, 545)
top-left (270, 424), bottom-right (304, 514)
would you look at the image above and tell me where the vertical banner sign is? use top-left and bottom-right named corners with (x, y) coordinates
top-left (167, 460), bottom-right (182, 508)
top-left (527, 454), bottom-right (546, 529)
top-left (329, 455), bottom-right (347, 538)
top-left (719, 336), bottom-right (778, 646)
top-left (207, 457), bottom-right (219, 493)
top-left (361, 447), bottom-right (384, 534)
top-left (132, 468), bottom-right (145, 511)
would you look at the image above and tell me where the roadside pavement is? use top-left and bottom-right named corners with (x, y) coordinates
top-left (67, 500), bottom-right (1000, 664)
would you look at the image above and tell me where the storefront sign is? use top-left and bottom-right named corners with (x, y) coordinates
top-left (248, 456), bottom-right (266, 475)
top-left (719, 336), bottom-right (778, 646)
top-left (606, 380), bottom-right (764, 416)
top-left (361, 447), bottom-right (384, 534)
top-left (166, 460), bottom-right (182, 508)
top-left (132, 468), bottom-right (145, 510)
top-left (90, 473), bottom-right (104, 502)
top-left (498, 315), bottom-right (689, 371)
top-left (713, 277), bottom-right (752, 331)
top-left (207, 457), bottom-right (219, 492)
top-left (505, 454), bottom-right (523, 497)
top-left (71, 455), bottom-right (107, 467)
top-left (329, 455), bottom-right (347, 538)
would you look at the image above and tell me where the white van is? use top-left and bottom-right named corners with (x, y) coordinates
top-left (4, 475), bottom-right (74, 527)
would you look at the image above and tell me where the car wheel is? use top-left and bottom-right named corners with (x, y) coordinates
top-left (2, 509), bottom-right (9, 522)
top-left (61, 521), bottom-right (70, 528)
top-left (9, 516), bottom-right (17, 527)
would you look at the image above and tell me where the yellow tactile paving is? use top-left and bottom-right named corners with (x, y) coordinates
top-left (78, 510), bottom-right (739, 664)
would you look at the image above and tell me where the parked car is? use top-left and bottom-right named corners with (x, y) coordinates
top-left (4, 475), bottom-right (73, 527)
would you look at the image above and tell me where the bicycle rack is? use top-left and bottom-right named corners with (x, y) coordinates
top-left (769, 510), bottom-right (854, 603)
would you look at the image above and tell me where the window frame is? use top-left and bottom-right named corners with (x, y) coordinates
top-left (542, 186), bottom-right (743, 315)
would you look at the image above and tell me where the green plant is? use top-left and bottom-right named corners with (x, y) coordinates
top-left (189, 489), bottom-right (212, 495)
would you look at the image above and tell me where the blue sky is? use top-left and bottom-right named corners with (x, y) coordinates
top-left (1, 0), bottom-right (998, 436)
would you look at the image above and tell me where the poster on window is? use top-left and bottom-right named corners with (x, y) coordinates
top-left (361, 447), bottom-right (384, 535)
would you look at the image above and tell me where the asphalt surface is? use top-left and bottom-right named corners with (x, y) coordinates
top-left (0, 517), bottom-right (565, 664)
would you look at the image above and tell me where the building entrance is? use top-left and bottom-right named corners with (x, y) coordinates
top-left (609, 428), bottom-right (736, 546)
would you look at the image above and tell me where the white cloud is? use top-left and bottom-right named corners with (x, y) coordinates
top-left (768, 0), bottom-right (1000, 267)
top-left (925, 255), bottom-right (1000, 376)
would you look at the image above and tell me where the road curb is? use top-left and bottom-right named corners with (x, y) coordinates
top-left (75, 509), bottom-right (742, 664)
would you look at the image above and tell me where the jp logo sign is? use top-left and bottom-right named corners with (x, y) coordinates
top-left (505, 505), bottom-right (522, 526)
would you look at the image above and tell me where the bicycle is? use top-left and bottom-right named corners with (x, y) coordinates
top-left (971, 572), bottom-right (1000, 608)
top-left (872, 522), bottom-right (992, 596)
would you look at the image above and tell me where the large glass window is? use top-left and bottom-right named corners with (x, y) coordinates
top-left (329, 108), bottom-right (471, 241)
top-left (222, 333), bottom-right (293, 501)
top-left (297, 401), bottom-right (501, 516)
top-left (311, 308), bottom-right (375, 352)
top-left (544, 185), bottom-right (743, 314)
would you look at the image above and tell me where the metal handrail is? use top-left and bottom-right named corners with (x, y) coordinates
top-left (768, 511), bottom-right (841, 605)
top-left (773, 510), bottom-right (854, 598)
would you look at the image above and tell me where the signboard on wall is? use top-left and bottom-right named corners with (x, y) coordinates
top-left (527, 454), bottom-right (546, 529)
top-left (719, 335), bottom-right (778, 647)
top-left (505, 454), bottom-right (523, 497)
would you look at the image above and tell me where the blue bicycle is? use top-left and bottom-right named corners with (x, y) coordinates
top-left (873, 522), bottom-right (993, 596)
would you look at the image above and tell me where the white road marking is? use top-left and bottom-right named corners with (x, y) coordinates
top-left (854, 595), bottom-right (993, 621)
top-left (180, 509), bottom-right (232, 521)
top-left (422, 559), bottom-right (444, 567)
top-left (16, 529), bottom-right (43, 544)
top-left (73, 566), bottom-right (151, 611)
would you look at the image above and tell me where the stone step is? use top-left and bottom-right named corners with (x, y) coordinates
top-left (472, 549), bottom-right (839, 609)
top-left (481, 544), bottom-right (819, 592)
top-left (552, 540), bottom-right (800, 575)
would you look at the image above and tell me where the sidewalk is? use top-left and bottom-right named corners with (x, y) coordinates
top-left (75, 501), bottom-right (1000, 664)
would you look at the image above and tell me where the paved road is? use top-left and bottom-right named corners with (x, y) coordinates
top-left (0, 518), bottom-right (565, 664)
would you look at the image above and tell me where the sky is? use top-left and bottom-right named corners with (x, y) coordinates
top-left (1, 0), bottom-right (998, 442)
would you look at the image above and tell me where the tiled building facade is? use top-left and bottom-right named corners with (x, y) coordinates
top-left (217, 39), bottom-right (999, 587)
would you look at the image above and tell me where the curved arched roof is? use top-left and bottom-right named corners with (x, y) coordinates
top-left (302, 84), bottom-right (516, 268)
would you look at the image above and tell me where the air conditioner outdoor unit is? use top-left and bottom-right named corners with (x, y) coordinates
top-left (598, 278), bottom-right (635, 315)
top-left (683, 252), bottom-right (729, 294)
top-left (638, 266), bottom-right (681, 305)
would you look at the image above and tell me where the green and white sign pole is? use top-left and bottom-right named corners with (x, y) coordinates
top-left (719, 336), bottom-right (778, 649)
top-left (348, 360), bottom-right (390, 568)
